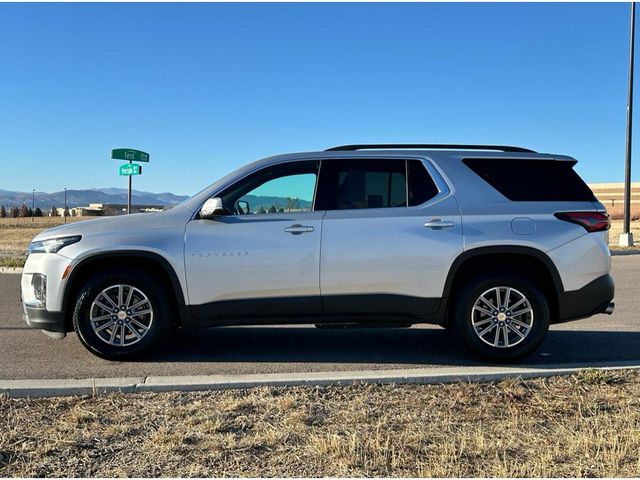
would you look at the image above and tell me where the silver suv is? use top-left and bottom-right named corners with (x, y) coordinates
top-left (21, 144), bottom-right (615, 361)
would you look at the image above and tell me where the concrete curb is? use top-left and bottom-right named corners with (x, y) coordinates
top-left (2, 362), bottom-right (639, 398)
top-left (0, 377), bottom-right (144, 398)
top-left (611, 249), bottom-right (640, 256)
top-left (0, 267), bottom-right (23, 274)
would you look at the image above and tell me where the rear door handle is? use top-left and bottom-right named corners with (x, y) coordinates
top-left (284, 224), bottom-right (315, 235)
top-left (424, 219), bottom-right (455, 229)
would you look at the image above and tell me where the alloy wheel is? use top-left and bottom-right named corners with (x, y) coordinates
top-left (470, 286), bottom-right (534, 348)
top-left (89, 284), bottom-right (154, 347)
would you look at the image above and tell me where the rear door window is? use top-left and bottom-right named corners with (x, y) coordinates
top-left (316, 159), bottom-right (407, 210)
top-left (316, 159), bottom-right (441, 210)
top-left (463, 158), bottom-right (596, 202)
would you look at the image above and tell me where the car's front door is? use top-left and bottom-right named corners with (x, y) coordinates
top-left (184, 160), bottom-right (323, 320)
top-left (315, 157), bottom-right (463, 318)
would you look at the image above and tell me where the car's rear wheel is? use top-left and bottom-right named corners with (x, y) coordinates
top-left (73, 268), bottom-right (171, 360)
top-left (451, 273), bottom-right (550, 361)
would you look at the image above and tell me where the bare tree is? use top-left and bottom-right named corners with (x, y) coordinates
top-left (19, 204), bottom-right (29, 217)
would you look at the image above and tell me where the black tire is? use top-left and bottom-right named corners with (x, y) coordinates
top-left (451, 273), bottom-right (550, 362)
top-left (72, 268), bottom-right (172, 360)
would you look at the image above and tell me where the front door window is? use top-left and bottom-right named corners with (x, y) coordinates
top-left (219, 161), bottom-right (319, 215)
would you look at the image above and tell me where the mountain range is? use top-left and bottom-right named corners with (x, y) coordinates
top-left (0, 188), bottom-right (189, 209)
top-left (240, 194), bottom-right (312, 212)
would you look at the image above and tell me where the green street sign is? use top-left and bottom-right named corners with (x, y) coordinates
top-left (119, 163), bottom-right (142, 176)
top-left (112, 148), bottom-right (150, 163)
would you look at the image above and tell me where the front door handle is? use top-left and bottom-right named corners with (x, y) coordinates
top-left (424, 219), bottom-right (455, 229)
top-left (284, 224), bottom-right (315, 235)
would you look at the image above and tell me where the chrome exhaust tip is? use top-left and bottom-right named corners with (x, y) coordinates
top-left (604, 302), bottom-right (615, 315)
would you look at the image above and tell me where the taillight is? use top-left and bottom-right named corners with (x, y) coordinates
top-left (554, 211), bottom-right (611, 232)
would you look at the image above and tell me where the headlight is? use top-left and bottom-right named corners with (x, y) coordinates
top-left (27, 235), bottom-right (81, 255)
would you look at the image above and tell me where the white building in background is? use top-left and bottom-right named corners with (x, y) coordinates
top-left (47, 203), bottom-right (165, 217)
top-left (588, 183), bottom-right (640, 219)
top-left (71, 203), bottom-right (165, 216)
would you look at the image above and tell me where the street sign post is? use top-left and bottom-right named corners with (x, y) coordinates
top-left (119, 163), bottom-right (142, 176)
top-left (111, 148), bottom-right (150, 214)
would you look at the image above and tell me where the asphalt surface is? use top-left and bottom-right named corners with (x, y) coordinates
top-left (1, 256), bottom-right (639, 380)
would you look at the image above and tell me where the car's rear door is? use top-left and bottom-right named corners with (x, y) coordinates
top-left (316, 157), bottom-right (463, 318)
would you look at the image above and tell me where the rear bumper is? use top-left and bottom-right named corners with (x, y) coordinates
top-left (556, 274), bottom-right (615, 323)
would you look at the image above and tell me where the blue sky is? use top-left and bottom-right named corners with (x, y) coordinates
top-left (0, 2), bottom-right (638, 195)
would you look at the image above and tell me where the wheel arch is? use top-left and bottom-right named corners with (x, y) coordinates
top-left (442, 246), bottom-right (563, 325)
top-left (62, 250), bottom-right (186, 331)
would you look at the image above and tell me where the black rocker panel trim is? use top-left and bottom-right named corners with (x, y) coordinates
top-left (191, 295), bottom-right (323, 319)
top-left (189, 294), bottom-right (443, 325)
top-left (322, 294), bottom-right (440, 315)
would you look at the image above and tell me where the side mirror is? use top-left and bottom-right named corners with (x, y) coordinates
top-left (200, 197), bottom-right (224, 219)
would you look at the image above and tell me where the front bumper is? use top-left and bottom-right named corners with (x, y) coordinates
top-left (23, 306), bottom-right (66, 335)
top-left (21, 252), bottom-right (72, 336)
top-left (556, 274), bottom-right (615, 323)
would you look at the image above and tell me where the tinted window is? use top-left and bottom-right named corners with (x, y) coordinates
top-left (463, 158), bottom-right (596, 202)
top-left (408, 160), bottom-right (439, 206)
top-left (220, 161), bottom-right (318, 215)
top-left (316, 159), bottom-right (407, 210)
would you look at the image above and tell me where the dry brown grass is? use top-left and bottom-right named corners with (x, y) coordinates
top-left (608, 219), bottom-right (640, 250)
top-left (1, 370), bottom-right (639, 477)
top-left (0, 227), bottom-right (47, 260)
top-left (0, 216), bottom-right (88, 228)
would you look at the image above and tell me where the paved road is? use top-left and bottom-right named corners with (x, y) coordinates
top-left (1, 256), bottom-right (638, 380)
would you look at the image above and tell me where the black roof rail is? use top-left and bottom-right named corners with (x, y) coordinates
top-left (325, 144), bottom-right (536, 153)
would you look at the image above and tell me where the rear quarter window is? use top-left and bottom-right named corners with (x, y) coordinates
top-left (408, 160), bottom-right (439, 206)
top-left (462, 158), bottom-right (596, 202)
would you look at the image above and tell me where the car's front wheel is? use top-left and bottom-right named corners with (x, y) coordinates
top-left (451, 273), bottom-right (550, 361)
top-left (72, 268), bottom-right (171, 360)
